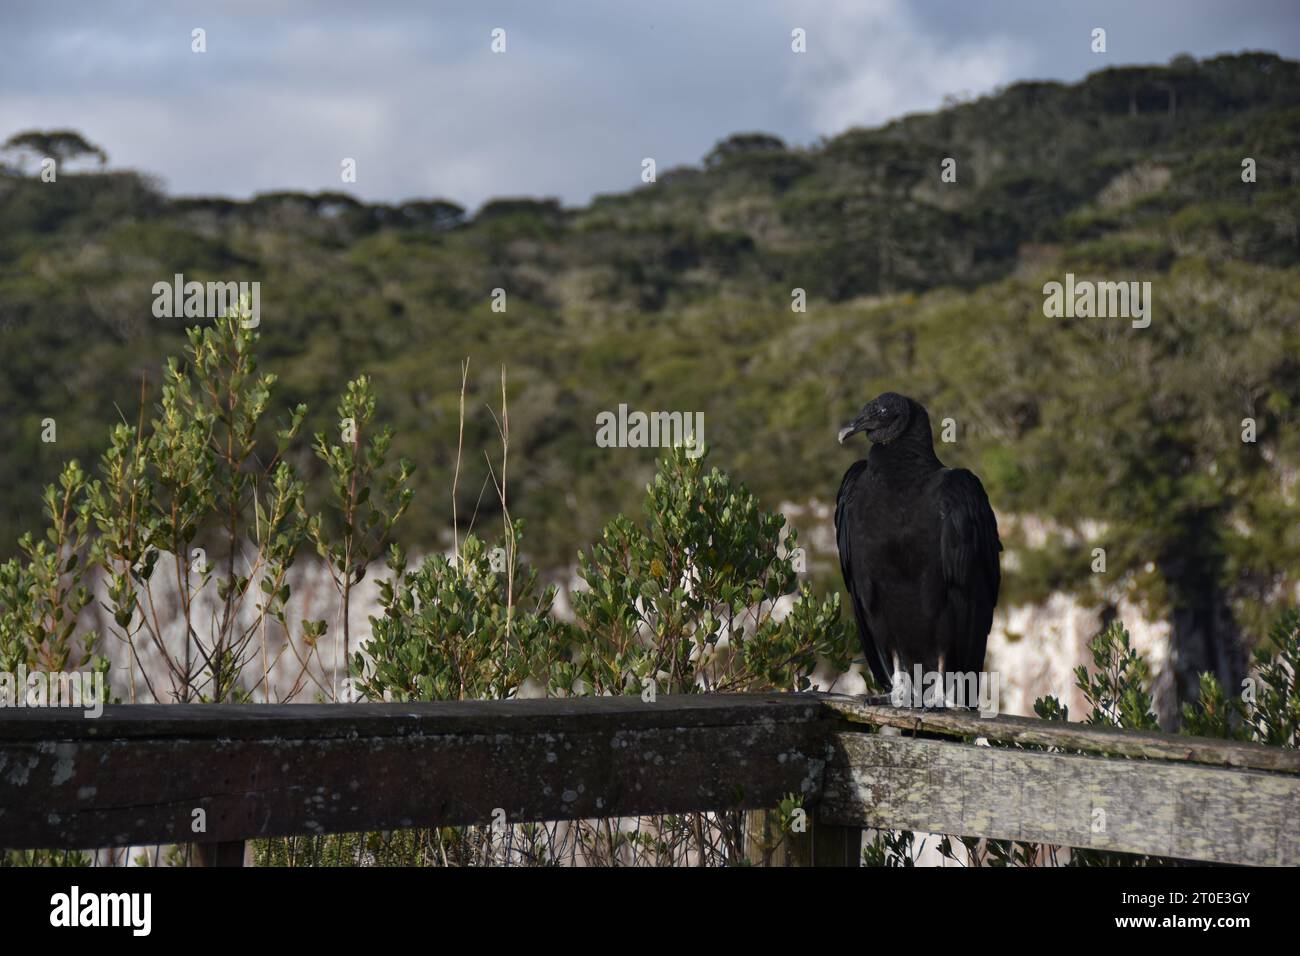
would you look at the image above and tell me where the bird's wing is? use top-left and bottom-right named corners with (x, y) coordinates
top-left (835, 461), bottom-right (891, 690)
top-left (936, 468), bottom-right (1002, 675)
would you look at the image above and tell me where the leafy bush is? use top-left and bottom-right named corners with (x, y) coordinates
top-left (570, 448), bottom-right (853, 696)
top-left (0, 306), bottom-right (414, 707)
top-left (357, 532), bottom-right (572, 702)
top-left (0, 460), bottom-right (102, 678)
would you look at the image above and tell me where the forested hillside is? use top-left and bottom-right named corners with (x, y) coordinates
top-left (2, 52), bottom-right (1297, 700)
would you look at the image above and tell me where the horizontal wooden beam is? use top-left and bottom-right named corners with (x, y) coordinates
top-left (820, 695), bottom-right (1300, 774)
top-left (0, 693), bottom-right (826, 741)
top-left (4, 693), bottom-right (1297, 863)
top-left (0, 694), bottom-right (835, 850)
top-left (820, 732), bottom-right (1300, 866)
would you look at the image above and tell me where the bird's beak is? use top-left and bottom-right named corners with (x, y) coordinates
top-left (838, 414), bottom-right (874, 445)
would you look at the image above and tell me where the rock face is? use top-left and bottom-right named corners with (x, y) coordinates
top-left (990, 593), bottom-right (1174, 724)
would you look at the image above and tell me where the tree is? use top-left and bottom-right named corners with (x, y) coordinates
top-left (397, 199), bottom-right (465, 230)
top-left (703, 132), bottom-right (787, 169)
top-left (1, 129), bottom-right (107, 174)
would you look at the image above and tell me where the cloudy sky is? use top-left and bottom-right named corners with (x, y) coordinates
top-left (2, 1), bottom-right (1298, 210)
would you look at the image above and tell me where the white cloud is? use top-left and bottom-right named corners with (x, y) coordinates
top-left (784, 0), bottom-right (1027, 132)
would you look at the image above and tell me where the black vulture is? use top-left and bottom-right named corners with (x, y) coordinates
top-left (835, 392), bottom-right (1001, 705)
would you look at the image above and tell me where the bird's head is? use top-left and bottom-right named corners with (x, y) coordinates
top-left (838, 392), bottom-right (915, 445)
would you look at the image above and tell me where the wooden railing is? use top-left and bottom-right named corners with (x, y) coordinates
top-left (2, 693), bottom-right (1297, 866)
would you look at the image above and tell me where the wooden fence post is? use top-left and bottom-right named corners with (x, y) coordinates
top-left (743, 809), bottom-right (778, 866)
top-left (745, 808), bottom-right (862, 866)
top-left (193, 840), bottom-right (247, 867)
top-left (808, 811), bottom-right (862, 866)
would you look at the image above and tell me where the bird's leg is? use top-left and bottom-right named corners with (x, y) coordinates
top-left (939, 655), bottom-right (957, 710)
top-left (889, 653), bottom-right (911, 708)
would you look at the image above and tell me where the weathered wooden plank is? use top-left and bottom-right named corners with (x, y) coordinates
top-left (820, 695), bottom-right (1300, 774)
top-left (820, 731), bottom-right (1300, 866)
top-left (0, 695), bottom-right (835, 850)
top-left (0, 693), bottom-right (823, 741)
